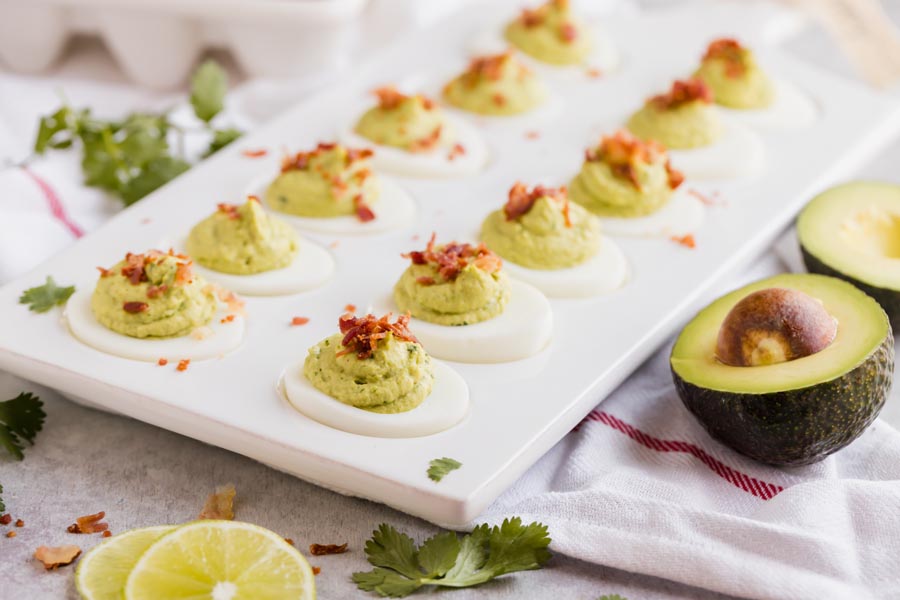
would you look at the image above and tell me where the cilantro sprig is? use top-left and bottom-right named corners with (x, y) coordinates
top-left (353, 518), bottom-right (551, 597)
top-left (19, 276), bottom-right (75, 313)
top-left (31, 60), bottom-right (241, 206)
top-left (0, 392), bottom-right (45, 460)
top-left (427, 457), bottom-right (461, 482)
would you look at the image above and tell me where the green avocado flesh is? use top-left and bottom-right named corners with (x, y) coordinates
top-left (798, 181), bottom-right (900, 329)
top-left (670, 273), bottom-right (893, 466)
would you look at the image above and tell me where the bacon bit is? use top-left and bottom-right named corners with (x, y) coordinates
top-left (0, 514), bottom-right (11, 525)
top-left (199, 483), bottom-right (235, 520)
top-left (279, 142), bottom-right (370, 174)
top-left (157, 358), bottom-right (168, 366)
top-left (353, 195), bottom-right (376, 222)
top-left (336, 313), bottom-right (419, 360)
top-left (101, 531), bottom-right (112, 538)
top-left (67, 511), bottom-right (108, 534)
top-left (525, 130), bottom-right (541, 140)
top-left (447, 143), bottom-right (466, 162)
top-left (588, 130), bottom-right (683, 191)
top-left (291, 316), bottom-right (310, 326)
top-left (650, 78), bottom-right (714, 110)
top-left (96, 266), bottom-right (113, 278)
top-left (403, 234), bottom-right (502, 282)
top-left (374, 85), bottom-right (407, 110)
top-left (220, 314), bottom-right (236, 324)
top-left (586, 67), bottom-right (603, 79)
top-left (329, 240), bottom-right (340, 249)
top-left (465, 51), bottom-right (514, 84)
top-left (190, 326), bottom-right (213, 341)
top-left (34, 545), bottom-right (81, 570)
top-left (521, 7), bottom-right (543, 27)
top-left (504, 182), bottom-right (572, 227)
top-left (15, 519), bottom-right (24, 528)
top-left (703, 38), bottom-right (748, 78)
top-left (121, 252), bottom-right (148, 285)
top-left (492, 93), bottom-right (507, 107)
top-left (559, 22), bottom-right (577, 42)
top-left (241, 148), bottom-right (268, 158)
top-left (215, 288), bottom-right (246, 315)
top-left (6, 531), bottom-right (15, 538)
top-left (285, 538), bottom-right (295, 546)
top-left (344, 304), bottom-right (356, 313)
top-left (671, 234), bottom-right (697, 249)
top-left (313, 566), bottom-right (322, 576)
top-left (409, 125), bottom-right (442, 153)
top-left (217, 203), bottom-right (241, 220)
top-left (309, 543), bottom-right (348, 556)
top-left (688, 188), bottom-right (724, 206)
top-left (123, 301), bottom-right (148, 314)
top-left (176, 359), bottom-right (190, 372)
top-left (146, 284), bottom-right (168, 299)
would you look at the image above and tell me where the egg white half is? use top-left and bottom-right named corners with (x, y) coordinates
top-left (385, 278), bottom-right (553, 363)
top-left (282, 358), bottom-right (470, 438)
top-left (597, 187), bottom-right (705, 237)
top-left (718, 78), bottom-right (818, 131)
top-left (667, 121), bottom-right (765, 181)
top-left (248, 175), bottom-right (416, 235)
top-left (187, 237), bottom-right (335, 297)
top-left (65, 287), bottom-right (245, 362)
top-left (337, 109), bottom-right (489, 178)
top-left (501, 236), bottom-right (628, 298)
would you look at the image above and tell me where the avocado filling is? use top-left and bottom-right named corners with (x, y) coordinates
top-left (394, 235), bottom-right (510, 326)
top-left (569, 130), bottom-right (684, 217)
top-left (186, 198), bottom-right (299, 275)
top-left (355, 86), bottom-right (447, 153)
top-left (92, 250), bottom-right (217, 339)
top-left (504, 0), bottom-right (591, 66)
top-left (627, 79), bottom-right (722, 149)
top-left (694, 38), bottom-right (774, 110)
top-left (443, 51), bottom-right (547, 116)
top-left (303, 313), bottom-right (434, 414)
top-left (265, 143), bottom-right (378, 221)
top-left (481, 182), bottom-right (598, 269)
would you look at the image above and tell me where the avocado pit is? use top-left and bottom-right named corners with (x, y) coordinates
top-left (715, 287), bottom-right (837, 367)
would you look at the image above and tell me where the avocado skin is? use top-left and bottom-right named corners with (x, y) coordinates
top-left (802, 246), bottom-right (900, 331)
top-left (672, 331), bottom-right (893, 466)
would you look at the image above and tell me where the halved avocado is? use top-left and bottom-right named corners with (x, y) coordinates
top-left (798, 181), bottom-right (900, 329)
top-left (670, 273), bottom-right (893, 466)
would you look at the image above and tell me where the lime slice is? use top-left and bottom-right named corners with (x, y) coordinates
top-left (76, 525), bottom-right (175, 600)
top-left (124, 520), bottom-right (316, 600)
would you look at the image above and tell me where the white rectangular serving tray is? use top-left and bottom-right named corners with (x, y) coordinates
top-left (2, 3), bottom-right (900, 527)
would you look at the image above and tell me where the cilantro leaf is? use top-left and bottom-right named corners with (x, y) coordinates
top-left (35, 106), bottom-right (76, 153)
top-left (19, 277), bottom-right (75, 313)
top-left (0, 483), bottom-right (4, 512)
top-left (598, 595), bottom-right (629, 600)
top-left (0, 392), bottom-right (45, 460)
top-left (203, 127), bottom-right (243, 158)
top-left (190, 60), bottom-right (228, 123)
top-left (427, 457), bottom-right (461, 482)
top-left (354, 518), bottom-right (551, 597)
top-left (119, 156), bottom-right (190, 206)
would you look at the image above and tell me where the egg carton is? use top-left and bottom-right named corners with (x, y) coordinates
top-left (0, 0), bottom-right (369, 89)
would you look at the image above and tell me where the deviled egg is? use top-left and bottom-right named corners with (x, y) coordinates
top-left (569, 130), bottom-right (704, 237)
top-left (443, 50), bottom-right (550, 118)
top-left (66, 250), bottom-right (245, 361)
top-left (481, 182), bottom-right (627, 297)
top-left (339, 86), bottom-right (488, 178)
top-left (283, 312), bottom-right (469, 438)
top-left (391, 235), bottom-right (552, 363)
top-left (260, 142), bottom-right (415, 235)
top-left (693, 38), bottom-right (817, 130)
top-left (184, 197), bottom-right (334, 296)
top-left (626, 78), bottom-right (765, 180)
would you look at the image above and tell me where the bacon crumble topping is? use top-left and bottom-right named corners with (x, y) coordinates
top-left (241, 148), bottom-right (268, 158)
top-left (649, 78), bottom-right (714, 110)
top-left (199, 483), bottom-right (236, 520)
top-left (158, 358), bottom-right (168, 366)
top-left (464, 51), bottom-right (516, 84)
top-left (115, 250), bottom-right (193, 294)
top-left (291, 316), bottom-right (310, 326)
top-left (402, 233), bottom-right (502, 282)
top-left (703, 38), bottom-right (748, 78)
top-left (34, 545), bottom-right (82, 570)
top-left (504, 182), bottom-right (571, 227)
top-left (336, 312), bottom-right (419, 360)
top-left (353, 195), bottom-right (376, 222)
top-left (176, 359), bottom-right (190, 372)
top-left (279, 143), bottom-right (373, 174)
top-left (123, 301), bottom-right (149, 314)
top-left (373, 86), bottom-right (435, 111)
top-left (67, 511), bottom-right (108, 534)
top-left (217, 203), bottom-right (241, 220)
top-left (671, 233), bottom-right (697, 249)
top-left (309, 543), bottom-right (348, 556)
top-left (587, 130), bottom-right (684, 191)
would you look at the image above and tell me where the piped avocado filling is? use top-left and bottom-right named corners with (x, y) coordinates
top-left (694, 38), bottom-right (774, 110)
top-left (627, 79), bottom-right (722, 149)
top-left (303, 313), bottom-right (434, 413)
top-left (186, 198), bottom-right (299, 275)
top-left (265, 143), bottom-right (378, 221)
top-left (481, 183), bottom-right (598, 269)
top-left (92, 250), bottom-right (217, 339)
top-left (394, 235), bottom-right (510, 326)
top-left (504, 0), bottom-right (591, 66)
top-left (569, 130), bottom-right (684, 217)
top-left (355, 87), bottom-right (447, 153)
top-left (443, 51), bottom-right (546, 116)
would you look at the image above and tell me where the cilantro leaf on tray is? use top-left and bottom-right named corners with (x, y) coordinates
top-left (19, 277), bottom-right (75, 313)
top-left (190, 60), bottom-right (228, 123)
top-left (353, 518), bottom-right (551, 597)
top-left (0, 392), bottom-right (45, 460)
top-left (427, 457), bottom-right (461, 482)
